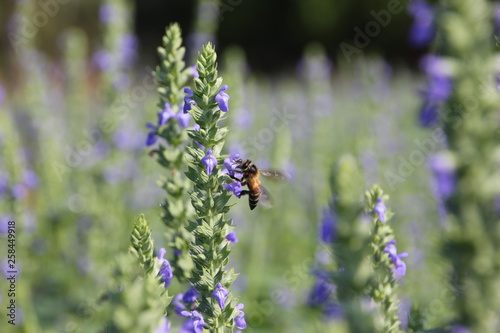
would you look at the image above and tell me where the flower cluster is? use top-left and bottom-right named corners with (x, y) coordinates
top-left (407, 0), bottom-right (436, 48)
top-left (146, 103), bottom-right (192, 146)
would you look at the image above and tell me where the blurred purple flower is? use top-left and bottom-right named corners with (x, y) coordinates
top-left (176, 112), bottom-right (191, 128)
top-left (407, 0), bottom-right (435, 47)
top-left (11, 184), bottom-right (27, 199)
top-left (226, 230), bottom-right (239, 243)
top-left (159, 103), bottom-right (175, 126)
top-left (183, 286), bottom-right (200, 304)
top-left (180, 310), bottom-right (206, 333)
top-left (190, 65), bottom-right (199, 78)
top-left (155, 317), bottom-right (171, 333)
top-left (119, 33), bottom-right (138, 69)
top-left (384, 240), bottom-right (408, 277)
top-left (234, 303), bottom-right (247, 329)
top-left (450, 325), bottom-right (471, 333)
top-left (215, 85), bottom-right (230, 112)
top-left (158, 248), bottom-right (173, 288)
top-left (0, 85), bottom-right (5, 105)
top-left (323, 302), bottom-right (344, 320)
top-left (419, 103), bottom-right (439, 127)
top-left (373, 198), bottom-right (387, 222)
top-left (173, 293), bottom-right (186, 315)
top-left (0, 216), bottom-right (12, 236)
top-left (145, 123), bottom-right (158, 146)
top-left (0, 175), bottom-right (7, 196)
top-left (99, 4), bottom-right (115, 23)
top-left (495, 4), bottom-right (500, 32)
top-left (420, 55), bottom-right (453, 103)
top-left (92, 49), bottom-right (112, 71)
top-left (212, 283), bottom-right (229, 309)
top-left (223, 182), bottom-right (242, 198)
top-left (183, 88), bottom-right (196, 113)
top-left (308, 270), bottom-right (335, 306)
top-left (22, 170), bottom-right (39, 189)
top-left (201, 150), bottom-right (217, 175)
top-left (429, 153), bottom-right (456, 200)
top-left (320, 208), bottom-right (337, 243)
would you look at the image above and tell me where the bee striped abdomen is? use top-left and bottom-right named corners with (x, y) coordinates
top-left (247, 178), bottom-right (261, 210)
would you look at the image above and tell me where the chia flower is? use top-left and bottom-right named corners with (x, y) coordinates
top-left (384, 240), bottom-right (408, 277)
top-left (429, 152), bottom-right (456, 200)
top-left (180, 310), bottom-right (206, 333)
top-left (190, 65), bottom-right (199, 78)
top-left (183, 88), bottom-right (196, 113)
top-left (99, 4), bottom-right (115, 23)
top-left (176, 112), bottom-right (191, 128)
top-left (323, 301), bottom-right (344, 320)
top-left (183, 286), bottom-right (200, 304)
top-left (226, 230), bottom-right (239, 243)
top-left (234, 303), bottom-right (247, 329)
top-left (215, 85), bottom-right (230, 112)
top-left (373, 198), bottom-right (387, 222)
top-left (158, 248), bottom-right (173, 287)
top-left (155, 317), bottom-right (171, 333)
top-left (212, 282), bottom-right (229, 309)
top-left (173, 293), bottom-right (186, 315)
top-left (420, 55), bottom-right (454, 103)
top-left (119, 33), bottom-right (138, 69)
top-left (223, 182), bottom-right (242, 198)
top-left (419, 103), bottom-right (440, 127)
top-left (92, 49), bottom-right (112, 71)
top-left (407, 0), bottom-right (436, 48)
top-left (307, 269), bottom-right (335, 306)
top-left (201, 150), bottom-right (217, 175)
top-left (159, 103), bottom-right (175, 126)
top-left (320, 208), bottom-right (336, 243)
top-left (145, 123), bottom-right (158, 146)
top-left (450, 325), bottom-right (471, 333)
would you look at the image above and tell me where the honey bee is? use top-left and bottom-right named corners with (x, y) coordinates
top-left (229, 159), bottom-right (289, 210)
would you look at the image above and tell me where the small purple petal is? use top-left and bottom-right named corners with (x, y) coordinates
top-left (183, 88), bottom-right (195, 113)
top-left (226, 230), bottom-right (239, 243)
top-left (215, 85), bottom-right (230, 112)
top-left (223, 181), bottom-right (242, 198)
top-left (234, 303), bottom-right (247, 329)
top-left (177, 112), bottom-right (191, 128)
top-left (211, 282), bottom-right (229, 309)
top-left (183, 286), bottom-right (200, 304)
top-left (373, 198), bottom-right (387, 222)
top-left (201, 150), bottom-right (217, 175)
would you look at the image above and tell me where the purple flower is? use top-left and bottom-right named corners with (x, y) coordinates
top-left (429, 153), bottom-right (456, 200)
top-left (323, 302), bottom-right (344, 320)
top-left (23, 170), bottom-right (38, 188)
top-left (155, 317), bottom-right (171, 333)
top-left (0, 215), bottom-right (12, 236)
top-left (145, 123), bottom-right (158, 146)
top-left (234, 303), bottom-right (247, 329)
top-left (308, 270), bottom-right (335, 306)
top-left (384, 240), bottom-right (408, 277)
top-left (420, 55), bottom-right (453, 103)
top-left (99, 4), bottom-right (115, 23)
top-left (158, 248), bottom-right (173, 287)
top-left (419, 103), bottom-right (439, 127)
top-left (119, 33), bottom-right (138, 69)
top-left (180, 310), bottom-right (206, 333)
top-left (92, 49), bottom-right (111, 71)
top-left (183, 88), bottom-right (196, 113)
top-left (183, 286), bottom-right (200, 304)
top-left (176, 112), bottom-right (191, 128)
top-left (215, 85), bottom-right (230, 112)
top-left (212, 283), bottom-right (229, 309)
top-left (190, 65), bottom-right (199, 78)
top-left (173, 293), bottom-right (186, 315)
top-left (450, 325), bottom-right (471, 333)
top-left (407, 0), bottom-right (435, 48)
top-left (201, 150), bottom-right (217, 175)
top-left (226, 230), bottom-right (239, 243)
top-left (373, 198), bottom-right (387, 222)
top-left (159, 103), bottom-right (175, 126)
top-left (223, 153), bottom-right (241, 177)
top-left (320, 208), bottom-right (336, 243)
top-left (0, 85), bottom-right (5, 105)
top-left (223, 181), bottom-right (242, 198)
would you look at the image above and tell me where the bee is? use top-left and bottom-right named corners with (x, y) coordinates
top-left (229, 159), bottom-right (289, 210)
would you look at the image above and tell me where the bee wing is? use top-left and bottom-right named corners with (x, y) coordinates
top-left (259, 185), bottom-right (273, 208)
top-left (259, 169), bottom-right (291, 182)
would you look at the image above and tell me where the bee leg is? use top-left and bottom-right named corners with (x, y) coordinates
top-left (229, 174), bottom-right (245, 183)
top-left (239, 190), bottom-right (250, 197)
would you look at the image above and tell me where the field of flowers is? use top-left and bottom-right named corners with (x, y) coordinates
top-left (1, 0), bottom-right (500, 332)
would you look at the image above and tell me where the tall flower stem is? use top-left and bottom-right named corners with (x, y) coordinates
top-left (429, 1), bottom-right (500, 331)
top-left (183, 43), bottom-right (241, 331)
